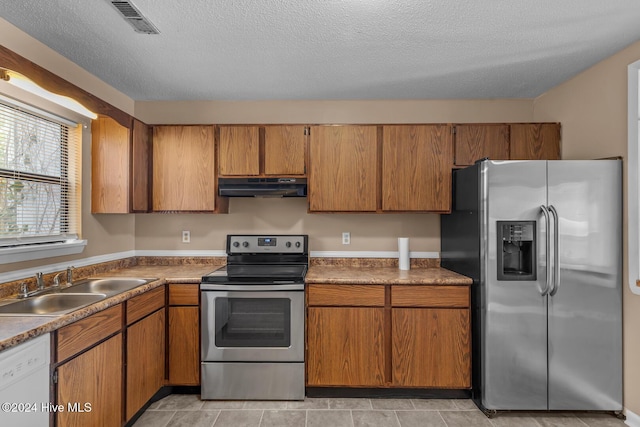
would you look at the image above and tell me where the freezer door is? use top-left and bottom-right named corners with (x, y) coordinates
top-left (547, 160), bottom-right (622, 411)
top-left (481, 160), bottom-right (549, 410)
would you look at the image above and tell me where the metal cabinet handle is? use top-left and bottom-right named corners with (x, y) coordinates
top-left (549, 205), bottom-right (560, 296)
top-left (540, 205), bottom-right (552, 296)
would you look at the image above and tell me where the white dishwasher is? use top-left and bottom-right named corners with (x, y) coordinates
top-left (0, 334), bottom-right (50, 427)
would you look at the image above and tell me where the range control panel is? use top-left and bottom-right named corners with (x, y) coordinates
top-left (227, 235), bottom-right (308, 254)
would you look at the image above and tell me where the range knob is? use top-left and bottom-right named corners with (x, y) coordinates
top-left (286, 242), bottom-right (292, 248)
top-left (242, 241), bottom-right (249, 248)
top-left (295, 241), bottom-right (301, 248)
top-left (232, 241), bottom-right (240, 248)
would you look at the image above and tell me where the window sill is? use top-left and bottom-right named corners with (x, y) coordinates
top-left (0, 240), bottom-right (87, 264)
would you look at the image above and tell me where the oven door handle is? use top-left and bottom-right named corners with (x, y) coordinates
top-left (200, 283), bottom-right (305, 291)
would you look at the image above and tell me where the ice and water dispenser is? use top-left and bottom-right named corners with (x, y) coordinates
top-left (497, 221), bottom-right (536, 281)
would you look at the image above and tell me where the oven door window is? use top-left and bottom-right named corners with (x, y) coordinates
top-left (215, 297), bottom-right (291, 347)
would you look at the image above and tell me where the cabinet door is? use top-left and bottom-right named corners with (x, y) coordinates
top-left (510, 123), bottom-right (561, 160)
top-left (57, 334), bottom-right (123, 427)
top-left (91, 116), bottom-right (130, 213)
top-left (309, 125), bottom-right (378, 212)
top-left (392, 308), bottom-right (470, 388)
top-left (152, 125), bottom-right (216, 211)
top-left (126, 309), bottom-right (165, 420)
top-left (131, 119), bottom-right (151, 212)
top-left (264, 125), bottom-right (307, 175)
top-left (307, 307), bottom-right (385, 386)
top-left (219, 126), bottom-right (260, 176)
top-left (454, 124), bottom-right (510, 166)
top-left (381, 125), bottom-right (453, 212)
top-left (168, 306), bottom-right (200, 385)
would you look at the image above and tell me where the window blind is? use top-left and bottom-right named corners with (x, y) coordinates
top-left (0, 99), bottom-right (81, 247)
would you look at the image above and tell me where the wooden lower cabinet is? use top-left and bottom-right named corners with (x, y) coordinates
top-left (126, 308), bottom-right (166, 420)
top-left (392, 308), bottom-right (470, 388)
top-left (168, 306), bottom-right (200, 385)
top-left (57, 334), bottom-right (123, 427)
top-left (306, 283), bottom-right (471, 389)
top-left (307, 307), bottom-right (386, 386)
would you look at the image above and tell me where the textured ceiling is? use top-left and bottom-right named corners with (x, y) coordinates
top-left (1, 0), bottom-right (640, 101)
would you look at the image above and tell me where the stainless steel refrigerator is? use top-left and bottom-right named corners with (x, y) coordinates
top-left (441, 159), bottom-right (622, 414)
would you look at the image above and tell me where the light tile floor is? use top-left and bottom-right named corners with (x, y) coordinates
top-left (132, 395), bottom-right (627, 427)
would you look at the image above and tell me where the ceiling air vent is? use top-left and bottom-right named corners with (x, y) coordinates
top-left (108, 1), bottom-right (160, 34)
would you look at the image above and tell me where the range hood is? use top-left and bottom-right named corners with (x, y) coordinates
top-left (218, 177), bottom-right (307, 197)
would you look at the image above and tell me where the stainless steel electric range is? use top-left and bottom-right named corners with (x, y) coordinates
top-left (200, 234), bottom-right (308, 400)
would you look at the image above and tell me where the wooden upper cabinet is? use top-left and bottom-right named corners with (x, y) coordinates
top-left (152, 125), bottom-right (217, 212)
top-left (510, 123), bottom-right (561, 160)
top-left (131, 119), bottom-right (151, 212)
top-left (264, 125), bottom-right (307, 175)
top-left (91, 116), bottom-right (130, 213)
top-left (454, 124), bottom-right (510, 166)
top-left (309, 125), bottom-right (378, 212)
top-left (219, 126), bottom-right (260, 176)
top-left (382, 125), bottom-right (453, 212)
top-left (218, 125), bottom-right (307, 176)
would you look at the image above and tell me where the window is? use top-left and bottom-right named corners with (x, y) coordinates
top-left (0, 95), bottom-right (85, 263)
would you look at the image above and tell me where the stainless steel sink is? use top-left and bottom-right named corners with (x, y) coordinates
top-left (0, 293), bottom-right (107, 316)
top-left (60, 277), bottom-right (157, 297)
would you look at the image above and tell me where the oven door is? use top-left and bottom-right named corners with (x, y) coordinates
top-left (201, 289), bottom-right (304, 362)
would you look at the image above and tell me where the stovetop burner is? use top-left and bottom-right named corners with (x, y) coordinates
top-left (201, 234), bottom-right (309, 286)
top-left (202, 264), bottom-right (307, 283)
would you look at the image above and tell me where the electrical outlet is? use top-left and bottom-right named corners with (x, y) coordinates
top-left (182, 230), bottom-right (191, 243)
top-left (342, 232), bottom-right (350, 245)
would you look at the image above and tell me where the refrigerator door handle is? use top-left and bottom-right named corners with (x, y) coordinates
top-left (549, 205), bottom-right (560, 296)
top-left (540, 205), bottom-right (552, 296)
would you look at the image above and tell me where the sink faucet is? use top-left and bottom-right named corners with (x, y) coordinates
top-left (35, 272), bottom-right (44, 290)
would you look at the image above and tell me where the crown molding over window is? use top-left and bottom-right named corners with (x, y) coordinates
top-left (0, 45), bottom-right (132, 128)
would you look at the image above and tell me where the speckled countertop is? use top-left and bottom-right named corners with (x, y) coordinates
top-left (0, 263), bottom-right (220, 352)
top-left (305, 265), bottom-right (473, 286)
top-left (0, 259), bottom-right (473, 353)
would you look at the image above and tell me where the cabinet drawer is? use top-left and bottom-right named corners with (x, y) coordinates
top-left (391, 285), bottom-right (469, 308)
top-left (127, 286), bottom-right (165, 325)
top-left (307, 284), bottom-right (385, 307)
top-left (169, 284), bottom-right (199, 306)
top-left (57, 304), bottom-right (123, 362)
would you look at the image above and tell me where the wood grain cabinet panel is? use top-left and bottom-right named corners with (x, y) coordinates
top-left (392, 285), bottom-right (469, 308)
top-left (91, 116), bottom-right (130, 213)
top-left (56, 304), bottom-right (122, 362)
top-left (309, 125), bottom-right (378, 212)
top-left (454, 124), bottom-right (510, 166)
top-left (307, 307), bottom-right (386, 386)
top-left (510, 123), bottom-right (561, 160)
top-left (126, 286), bottom-right (165, 325)
top-left (382, 125), bottom-right (453, 212)
top-left (392, 308), bottom-right (471, 388)
top-left (152, 125), bottom-right (217, 211)
top-left (219, 125), bottom-right (260, 176)
top-left (307, 284), bottom-right (385, 306)
top-left (264, 125), bottom-right (307, 175)
top-left (167, 283), bottom-right (199, 385)
top-left (131, 119), bottom-right (151, 212)
top-left (126, 309), bottom-right (165, 420)
top-left (57, 334), bottom-right (123, 427)
top-left (168, 283), bottom-right (199, 305)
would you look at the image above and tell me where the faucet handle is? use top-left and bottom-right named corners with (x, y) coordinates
top-left (35, 272), bottom-right (44, 289)
top-left (67, 266), bottom-right (74, 285)
top-left (18, 282), bottom-right (29, 298)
